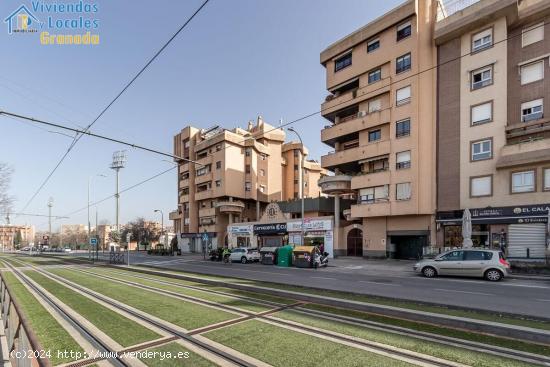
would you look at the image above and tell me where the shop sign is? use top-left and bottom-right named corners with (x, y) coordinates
top-left (287, 218), bottom-right (332, 232)
top-left (228, 224), bottom-right (253, 234)
top-left (253, 223), bottom-right (287, 235)
top-left (438, 204), bottom-right (550, 224)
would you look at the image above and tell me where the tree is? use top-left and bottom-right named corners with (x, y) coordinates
top-left (13, 230), bottom-right (22, 247)
top-left (121, 217), bottom-right (161, 249)
top-left (0, 163), bottom-right (14, 215)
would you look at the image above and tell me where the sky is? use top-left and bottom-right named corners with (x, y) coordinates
top-left (0, 0), bottom-right (404, 231)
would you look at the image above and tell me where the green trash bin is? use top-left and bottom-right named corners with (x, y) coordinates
top-left (276, 245), bottom-right (293, 267)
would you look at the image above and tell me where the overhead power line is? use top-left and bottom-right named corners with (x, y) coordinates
top-left (16, 0), bottom-right (211, 213)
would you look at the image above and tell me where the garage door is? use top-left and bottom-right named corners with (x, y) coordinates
top-left (508, 224), bottom-right (546, 259)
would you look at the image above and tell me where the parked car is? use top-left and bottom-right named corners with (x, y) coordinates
top-left (64, 247), bottom-right (72, 253)
top-left (413, 249), bottom-right (510, 281)
top-left (229, 247), bottom-right (260, 263)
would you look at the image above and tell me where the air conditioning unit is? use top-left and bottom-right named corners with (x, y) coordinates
top-left (357, 110), bottom-right (367, 117)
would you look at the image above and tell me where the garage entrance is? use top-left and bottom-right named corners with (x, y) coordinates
top-left (347, 228), bottom-right (363, 256)
top-left (392, 235), bottom-right (426, 260)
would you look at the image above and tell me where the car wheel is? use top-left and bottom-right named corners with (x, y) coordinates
top-left (422, 266), bottom-right (437, 278)
top-left (485, 269), bottom-right (503, 281)
top-left (241, 257), bottom-right (247, 264)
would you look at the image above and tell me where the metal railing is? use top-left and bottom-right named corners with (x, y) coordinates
top-left (1, 273), bottom-right (50, 367)
top-left (437, 0), bottom-right (481, 21)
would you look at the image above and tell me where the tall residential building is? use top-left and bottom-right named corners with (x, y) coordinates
top-left (435, 0), bottom-right (550, 260)
top-left (170, 116), bottom-right (326, 248)
top-left (0, 225), bottom-right (35, 249)
top-left (318, 0), bottom-right (438, 258)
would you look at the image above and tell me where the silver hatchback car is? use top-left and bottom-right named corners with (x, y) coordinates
top-left (413, 249), bottom-right (510, 281)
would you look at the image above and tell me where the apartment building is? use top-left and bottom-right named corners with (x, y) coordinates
top-left (170, 116), bottom-right (326, 249)
top-left (318, 0), bottom-right (438, 258)
top-left (435, 0), bottom-right (550, 260)
top-left (0, 225), bottom-right (35, 249)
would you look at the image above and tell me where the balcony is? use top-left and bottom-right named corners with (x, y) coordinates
top-left (196, 154), bottom-right (212, 167)
top-left (179, 194), bottom-right (189, 203)
top-left (321, 109), bottom-right (391, 146)
top-left (351, 171), bottom-right (390, 190)
top-left (169, 210), bottom-right (182, 221)
top-left (179, 179), bottom-right (189, 189)
top-left (321, 77), bottom-right (391, 116)
top-left (343, 209), bottom-right (359, 221)
top-left (199, 207), bottom-right (216, 217)
top-left (496, 138), bottom-right (550, 169)
top-left (179, 163), bottom-right (189, 173)
top-left (195, 189), bottom-right (212, 201)
top-left (195, 171), bottom-right (212, 185)
top-left (351, 201), bottom-right (391, 218)
top-left (216, 200), bottom-right (245, 214)
top-left (321, 140), bottom-right (391, 170)
top-left (318, 175), bottom-right (353, 195)
top-left (506, 119), bottom-right (550, 143)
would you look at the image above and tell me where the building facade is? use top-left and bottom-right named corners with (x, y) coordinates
top-left (170, 116), bottom-right (326, 250)
top-left (435, 0), bottom-right (550, 260)
top-left (318, 0), bottom-right (438, 258)
top-left (0, 225), bottom-right (35, 250)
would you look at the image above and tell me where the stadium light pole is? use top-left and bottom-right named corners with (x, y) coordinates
top-left (110, 151), bottom-right (127, 263)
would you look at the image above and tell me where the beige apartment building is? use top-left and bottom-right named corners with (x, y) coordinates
top-left (170, 116), bottom-right (325, 249)
top-left (318, 0), bottom-right (438, 258)
top-left (435, 0), bottom-right (550, 260)
top-left (0, 225), bottom-right (35, 250)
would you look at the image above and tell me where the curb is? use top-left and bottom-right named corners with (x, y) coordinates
top-left (110, 264), bottom-right (550, 345)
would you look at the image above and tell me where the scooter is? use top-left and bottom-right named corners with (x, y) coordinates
top-left (313, 252), bottom-right (329, 269)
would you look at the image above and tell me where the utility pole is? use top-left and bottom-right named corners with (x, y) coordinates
top-left (110, 151), bottom-right (127, 261)
top-left (47, 197), bottom-right (53, 250)
top-left (288, 127), bottom-right (305, 246)
top-left (154, 209), bottom-right (164, 247)
top-left (88, 174), bottom-right (105, 258)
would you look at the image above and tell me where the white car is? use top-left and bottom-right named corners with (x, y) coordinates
top-left (229, 248), bottom-right (260, 264)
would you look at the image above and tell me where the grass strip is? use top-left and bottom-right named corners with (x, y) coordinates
top-left (24, 271), bottom-right (160, 347)
top-left (1, 257), bottom-right (27, 267)
top-left (2, 272), bottom-right (84, 365)
top-left (139, 342), bottom-right (218, 367)
top-left (82, 268), bottom-right (273, 313)
top-left (49, 268), bottom-right (238, 330)
top-left (146, 266), bottom-right (550, 331)
top-left (204, 319), bottom-right (414, 367)
top-left (275, 309), bottom-right (535, 367)
top-left (301, 303), bottom-right (550, 356)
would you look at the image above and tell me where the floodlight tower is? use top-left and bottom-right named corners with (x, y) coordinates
top-left (110, 151), bottom-right (127, 240)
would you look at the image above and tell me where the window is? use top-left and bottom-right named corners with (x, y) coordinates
top-left (440, 251), bottom-right (463, 261)
top-left (471, 66), bottom-right (492, 90)
top-left (396, 151), bottom-right (411, 169)
top-left (359, 185), bottom-right (389, 203)
top-left (334, 52), bottom-right (352, 72)
top-left (260, 153), bottom-right (267, 160)
top-left (294, 179), bottom-right (299, 185)
top-left (368, 129), bottom-right (381, 142)
top-left (245, 164), bottom-right (251, 174)
top-left (259, 169), bottom-right (265, 176)
top-left (245, 148), bottom-right (251, 157)
top-left (544, 169), bottom-right (550, 190)
top-left (522, 22), bottom-right (544, 47)
top-left (294, 149), bottom-right (299, 157)
top-left (464, 251), bottom-right (493, 261)
top-left (368, 68), bottom-right (381, 84)
top-left (396, 118), bottom-right (410, 138)
top-left (396, 86), bottom-right (411, 106)
top-left (215, 180), bottom-right (221, 187)
top-left (294, 164), bottom-right (298, 171)
top-left (196, 167), bottom-right (207, 176)
top-left (512, 171), bottom-right (535, 193)
top-left (245, 182), bottom-right (251, 191)
top-left (367, 38), bottom-right (380, 53)
top-left (472, 28), bottom-right (492, 52)
top-left (396, 53), bottom-right (411, 73)
top-left (259, 185), bottom-right (266, 193)
top-left (471, 139), bottom-right (492, 161)
top-left (520, 61), bottom-right (544, 85)
top-left (216, 161), bottom-right (221, 169)
top-left (471, 102), bottom-right (492, 125)
top-left (470, 175), bottom-right (492, 197)
top-left (396, 21), bottom-right (411, 41)
top-left (368, 98), bottom-right (382, 113)
top-left (396, 182), bottom-right (411, 201)
top-left (216, 144), bottom-right (222, 151)
top-left (521, 99), bottom-right (543, 122)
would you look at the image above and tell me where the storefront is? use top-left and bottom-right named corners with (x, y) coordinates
top-left (287, 217), bottom-right (334, 258)
top-left (437, 204), bottom-right (550, 260)
top-left (227, 224), bottom-right (253, 248)
top-left (177, 232), bottom-right (217, 253)
top-left (253, 223), bottom-right (288, 247)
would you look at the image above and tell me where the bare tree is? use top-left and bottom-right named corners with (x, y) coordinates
top-left (0, 163), bottom-right (14, 216)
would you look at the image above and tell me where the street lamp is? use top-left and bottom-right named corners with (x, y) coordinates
top-left (287, 127), bottom-right (305, 246)
top-left (154, 209), bottom-right (164, 247)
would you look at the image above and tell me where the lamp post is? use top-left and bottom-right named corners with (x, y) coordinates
top-left (287, 127), bottom-right (305, 246)
top-left (154, 209), bottom-right (164, 248)
top-left (110, 151), bottom-right (127, 254)
top-left (88, 174), bottom-right (106, 253)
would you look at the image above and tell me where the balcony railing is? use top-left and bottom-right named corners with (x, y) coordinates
top-left (437, 0), bottom-right (481, 21)
top-left (396, 161), bottom-right (411, 170)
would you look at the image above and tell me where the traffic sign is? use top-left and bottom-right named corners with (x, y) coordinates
top-left (89, 238), bottom-right (98, 246)
top-left (202, 232), bottom-right (209, 242)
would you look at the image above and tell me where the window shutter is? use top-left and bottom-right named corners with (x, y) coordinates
top-left (396, 86), bottom-right (411, 102)
top-left (471, 176), bottom-right (491, 196)
top-left (522, 22), bottom-right (544, 47)
top-left (472, 102), bottom-right (492, 123)
top-left (521, 61), bottom-right (544, 84)
top-left (368, 99), bottom-right (381, 112)
top-left (396, 183), bottom-right (411, 200)
top-left (396, 151), bottom-right (411, 163)
top-left (545, 169), bottom-right (550, 189)
top-left (374, 185), bottom-right (388, 199)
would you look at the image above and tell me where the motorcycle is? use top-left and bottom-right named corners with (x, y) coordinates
top-left (313, 251), bottom-right (329, 269)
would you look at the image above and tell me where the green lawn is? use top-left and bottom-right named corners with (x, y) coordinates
top-left (0, 257), bottom-right (27, 267)
top-left (141, 266), bottom-right (550, 331)
top-left (2, 272), bottom-right (84, 365)
top-left (48, 268), bottom-right (239, 330)
top-left (140, 342), bottom-right (218, 367)
top-left (300, 303), bottom-right (550, 356)
top-left (81, 268), bottom-right (273, 313)
top-left (274, 309), bottom-right (536, 367)
top-left (25, 271), bottom-right (161, 347)
top-left (204, 320), bottom-right (414, 367)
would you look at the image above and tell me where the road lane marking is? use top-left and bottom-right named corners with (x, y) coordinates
top-left (310, 276), bottom-right (337, 280)
top-left (535, 299), bottom-right (550, 302)
top-left (359, 280), bottom-right (400, 287)
top-left (500, 284), bottom-right (550, 289)
top-left (434, 288), bottom-right (493, 296)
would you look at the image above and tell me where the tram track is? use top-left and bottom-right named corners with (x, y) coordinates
top-left (73, 266), bottom-right (550, 367)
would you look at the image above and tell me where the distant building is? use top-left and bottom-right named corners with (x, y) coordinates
top-left (0, 225), bottom-right (35, 249)
top-left (170, 116), bottom-right (326, 249)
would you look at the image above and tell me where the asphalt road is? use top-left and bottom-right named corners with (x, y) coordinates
top-left (73, 251), bottom-right (550, 319)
